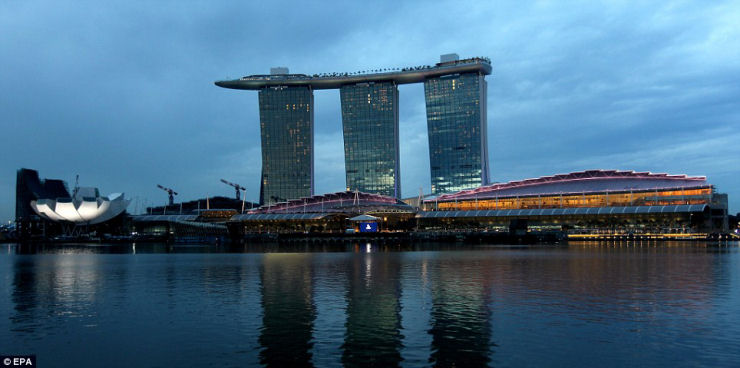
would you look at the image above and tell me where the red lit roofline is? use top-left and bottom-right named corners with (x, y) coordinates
top-left (435, 170), bottom-right (707, 201)
top-left (429, 184), bottom-right (712, 203)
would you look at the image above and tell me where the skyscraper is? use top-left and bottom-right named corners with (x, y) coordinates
top-left (340, 82), bottom-right (400, 197)
top-left (425, 69), bottom-right (489, 194)
top-left (215, 55), bottom-right (491, 201)
top-left (258, 86), bottom-right (314, 205)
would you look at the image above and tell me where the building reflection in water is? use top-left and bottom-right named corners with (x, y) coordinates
top-left (3, 243), bottom-right (729, 367)
top-left (10, 254), bottom-right (105, 333)
top-left (10, 258), bottom-right (38, 332)
top-left (428, 255), bottom-right (494, 367)
top-left (397, 254), bottom-right (434, 366)
top-left (308, 252), bottom-right (349, 367)
top-left (342, 248), bottom-right (403, 367)
top-left (258, 253), bottom-right (316, 367)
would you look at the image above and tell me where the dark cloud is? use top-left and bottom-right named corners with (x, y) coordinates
top-left (1, 0), bottom-right (738, 221)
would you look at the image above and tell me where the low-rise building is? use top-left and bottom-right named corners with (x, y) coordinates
top-left (420, 170), bottom-right (729, 234)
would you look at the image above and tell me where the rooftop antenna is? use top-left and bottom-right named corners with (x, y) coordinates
top-left (156, 184), bottom-right (178, 206)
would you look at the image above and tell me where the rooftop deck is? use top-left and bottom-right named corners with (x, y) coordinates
top-left (215, 57), bottom-right (492, 90)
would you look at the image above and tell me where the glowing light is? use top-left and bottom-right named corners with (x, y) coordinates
top-left (30, 190), bottom-right (130, 225)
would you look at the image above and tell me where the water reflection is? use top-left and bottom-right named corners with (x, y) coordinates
top-left (342, 251), bottom-right (403, 367)
top-left (11, 258), bottom-right (37, 332)
top-left (1, 242), bottom-right (738, 368)
top-left (428, 254), bottom-right (494, 367)
top-left (259, 253), bottom-right (316, 367)
top-left (10, 255), bottom-right (106, 334)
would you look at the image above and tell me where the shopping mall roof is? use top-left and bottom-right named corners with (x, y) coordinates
top-left (348, 214), bottom-right (380, 222)
top-left (430, 170), bottom-right (709, 202)
top-left (416, 204), bottom-right (708, 219)
top-left (249, 191), bottom-right (415, 214)
top-left (231, 213), bottom-right (332, 221)
top-left (133, 215), bottom-right (199, 222)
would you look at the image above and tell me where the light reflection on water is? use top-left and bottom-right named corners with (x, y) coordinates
top-left (1, 242), bottom-right (739, 367)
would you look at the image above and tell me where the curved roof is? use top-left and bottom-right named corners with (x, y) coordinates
top-left (231, 213), bottom-right (332, 221)
top-left (31, 192), bottom-right (130, 225)
top-left (250, 191), bottom-right (415, 214)
top-left (432, 170), bottom-right (708, 202)
top-left (133, 214), bottom-right (199, 222)
top-left (215, 58), bottom-right (491, 90)
top-left (417, 204), bottom-right (709, 218)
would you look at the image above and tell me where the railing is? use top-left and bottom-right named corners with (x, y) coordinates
top-left (238, 58), bottom-right (491, 81)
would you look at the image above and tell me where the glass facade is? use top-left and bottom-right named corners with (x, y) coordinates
top-left (258, 86), bottom-right (314, 205)
top-left (431, 187), bottom-right (714, 211)
top-left (340, 82), bottom-right (400, 197)
top-left (424, 73), bottom-right (490, 194)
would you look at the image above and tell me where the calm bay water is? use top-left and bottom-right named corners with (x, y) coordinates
top-left (1, 242), bottom-right (739, 367)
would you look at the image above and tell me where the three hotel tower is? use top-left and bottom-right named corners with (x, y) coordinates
top-left (216, 54), bottom-right (491, 205)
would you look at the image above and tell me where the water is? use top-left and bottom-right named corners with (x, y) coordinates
top-left (1, 242), bottom-right (739, 367)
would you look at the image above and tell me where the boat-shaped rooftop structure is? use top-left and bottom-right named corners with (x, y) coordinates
top-left (215, 57), bottom-right (492, 90)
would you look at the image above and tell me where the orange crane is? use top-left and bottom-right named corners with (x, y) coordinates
top-left (156, 184), bottom-right (178, 206)
top-left (220, 179), bottom-right (246, 200)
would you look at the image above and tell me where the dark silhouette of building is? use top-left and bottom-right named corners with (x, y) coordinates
top-left (15, 168), bottom-right (70, 238)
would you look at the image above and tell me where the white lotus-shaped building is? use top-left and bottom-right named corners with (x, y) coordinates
top-left (31, 187), bottom-right (130, 225)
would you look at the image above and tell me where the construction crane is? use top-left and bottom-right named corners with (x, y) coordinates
top-left (220, 179), bottom-right (246, 200)
top-left (156, 184), bottom-right (178, 206)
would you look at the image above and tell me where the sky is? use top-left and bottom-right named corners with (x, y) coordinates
top-left (1, 0), bottom-right (739, 222)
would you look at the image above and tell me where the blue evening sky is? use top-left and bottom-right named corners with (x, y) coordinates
top-left (1, 0), bottom-right (738, 221)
